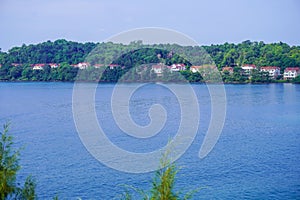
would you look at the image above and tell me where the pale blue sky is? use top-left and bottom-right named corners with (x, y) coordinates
top-left (0, 0), bottom-right (299, 51)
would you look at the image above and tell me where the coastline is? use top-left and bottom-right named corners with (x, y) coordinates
top-left (0, 80), bottom-right (297, 84)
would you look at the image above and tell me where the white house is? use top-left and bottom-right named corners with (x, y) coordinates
top-left (260, 66), bottom-right (281, 78)
top-left (108, 64), bottom-right (120, 69)
top-left (170, 64), bottom-right (186, 72)
top-left (49, 63), bottom-right (59, 68)
top-left (152, 64), bottom-right (163, 75)
top-left (151, 63), bottom-right (169, 76)
top-left (76, 62), bottom-right (90, 69)
top-left (32, 64), bottom-right (45, 70)
top-left (190, 66), bottom-right (204, 73)
top-left (284, 67), bottom-right (300, 80)
top-left (241, 64), bottom-right (256, 75)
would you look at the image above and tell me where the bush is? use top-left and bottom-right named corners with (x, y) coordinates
top-left (119, 153), bottom-right (200, 200)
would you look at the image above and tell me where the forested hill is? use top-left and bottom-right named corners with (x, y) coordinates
top-left (204, 41), bottom-right (300, 69)
top-left (1, 39), bottom-right (300, 70)
top-left (0, 39), bottom-right (97, 65)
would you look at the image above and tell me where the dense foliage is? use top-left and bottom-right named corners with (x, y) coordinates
top-left (204, 40), bottom-right (300, 69)
top-left (0, 39), bottom-right (96, 65)
top-left (0, 39), bottom-right (300, 83)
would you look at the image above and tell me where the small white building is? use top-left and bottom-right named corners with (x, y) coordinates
top-left (284, 67), bottom-right (300, 80)
top-left (170, 64), bottom-right (186, 72)
top-left (94, 64), bottom-right (104, 68)
top-left (108, 64), bottom-right (120, 69)
top-left (190, 66), bottom-right (203, 73)
top-left (49, 63), bottom-right (59, 68)
top-left (151, 63), bottom-right (168, 76)
top-left (241, 64), bottom-right (256, 75)
top-left (260, 66), bottom-right (281, 78)
top-left (152, 64), bottom-right (163, 74)
top-left (76, 62), bottom-right (90, 69)
top-left (32, 64), bottom-right (45, 70)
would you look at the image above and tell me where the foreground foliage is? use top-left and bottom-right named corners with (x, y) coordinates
top-left (119, 155), bottom-right (199, 200)
top-left (0, 123), bottom-right (36, 200)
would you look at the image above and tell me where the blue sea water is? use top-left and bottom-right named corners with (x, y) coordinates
top-left (0, 82), bottom-right (299, 199)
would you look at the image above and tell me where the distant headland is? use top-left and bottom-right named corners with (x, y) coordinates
top-left (0, 39), bottom-right (299, 83)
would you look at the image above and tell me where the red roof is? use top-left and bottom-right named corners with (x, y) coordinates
top-left (242, 64), bottom-right (256, 68)
top-left (172, 64), bottom-right (185, 67)
top-left (94, 64), bottom-right (104, 67)
top-left (284, 67), bottom-right (300, 71)
top-left (222, 66), bottom-right (233, 71)
top-left (191, 66), bottom-right (202, 69)
top-left (33, 64), bottom-right (45, 67)
top-left (260, 66), bottom-right (280, 70)
top-left (108, 64), bottom-right (120, 67)
top-left (152, 65), bottom-right (162, 69)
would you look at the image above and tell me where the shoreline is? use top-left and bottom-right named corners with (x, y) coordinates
top-left (0, 80), bottom-right (297, 85)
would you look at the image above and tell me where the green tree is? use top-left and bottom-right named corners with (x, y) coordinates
top-left (18, 176), bottom-right (36, 200)
top-left (222, 70), bottom-right (233, 83)
top-left (0, 123), bottom-right (36, 200)
top-left (232, 67), bottom-right (247, 83)
top-left (292, 75), bottom-right (300, 84)
top-left (250, 69), bottom-right (270, 83)
top-left (21, 66), bottom-right (33, 81)
top-left (9, 67), bottom-right (23, 80)
top-left (0, 65), bottom-right (10, 80)
top-left (221, 49), bottom-right (239, 67)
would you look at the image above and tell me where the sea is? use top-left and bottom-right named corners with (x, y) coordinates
top-left (0, 82), bottom-right (299, 199)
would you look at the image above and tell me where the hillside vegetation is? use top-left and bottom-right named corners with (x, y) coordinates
top-left (0, 40), bottom-right (299, 83)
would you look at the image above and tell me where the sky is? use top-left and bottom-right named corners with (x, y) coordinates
top-left (0, 0), bottom-right (299, 51)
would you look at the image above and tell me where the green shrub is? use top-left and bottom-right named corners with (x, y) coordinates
top-left (119, 153), bottom-right (200, 200)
